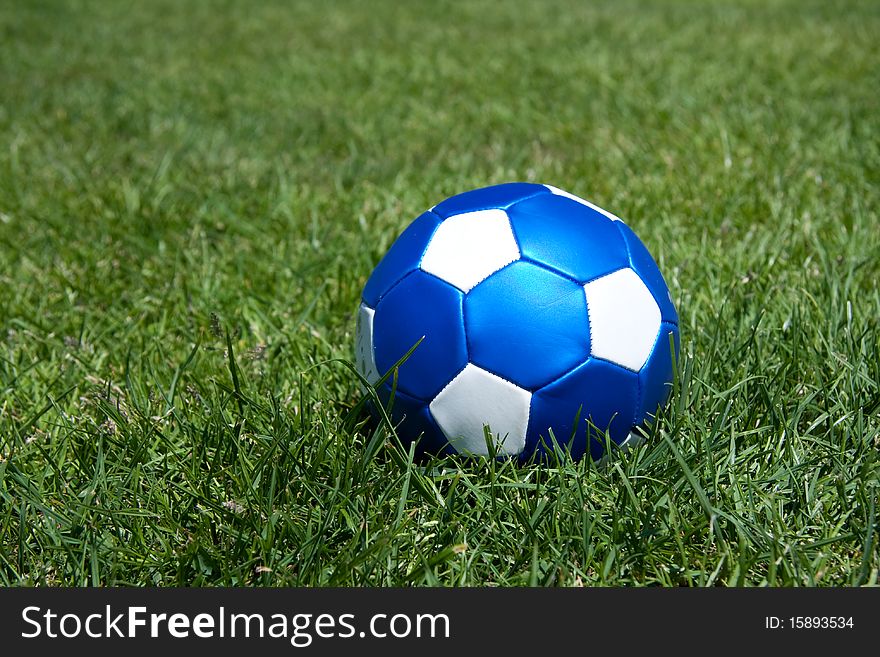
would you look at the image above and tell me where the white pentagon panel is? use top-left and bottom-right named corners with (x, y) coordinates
top-left (583, 268), bottom-right (661, 371)
top-left (354, 303), bottom-right (380, 387)
top-left (419, 209), bottom-right (520, 292)
top-left (429, 364), bottom-right (531, 456)
top-left (544, 184), bottom-right (622, 222)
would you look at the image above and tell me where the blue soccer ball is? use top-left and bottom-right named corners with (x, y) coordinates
top-left (355, 183), bottom-right (680, 461)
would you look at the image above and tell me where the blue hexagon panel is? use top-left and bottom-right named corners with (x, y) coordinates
top-left (527, 358), bottom-right (639, 461)
top-left (362, 211), bottom-right (442, 307)
top-left (373, 270), bottom-right (468, 401)
top-left (636, 321), bottom-right (680, 424)
top-left (431, 182), bottom-right (549, 219)
top-left (615, 221), bottom-right (678, 324)
top-left (507, 193), bottom-right (629, 283)
top-left (375, 384), bottom-right (453, 456)
top-left (465, 260), bottom-right (590, 390)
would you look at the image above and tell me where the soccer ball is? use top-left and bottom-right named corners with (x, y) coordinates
top-left (355, 183), bottom-right (679, 461)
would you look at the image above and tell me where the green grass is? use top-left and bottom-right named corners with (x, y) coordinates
top-left (1, 0), bottom-right (878, 586)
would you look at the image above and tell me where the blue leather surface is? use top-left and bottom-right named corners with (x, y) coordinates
top-left (636, 321), bottom-right (680, 424)
top-left (465, 260), bottom-right (590, 390)
top-left (376, 383), bottom-right (453, 456)
top-left (616, 221), bottom-right (679, 324)
top-left (527, 358), bottom-right (639, 461)
top-left (431, 182), bottom-right (548, 219)
top-left (373, 270), bottom-right (468, 401)
top-left (507, 193), bottom-right (629, 283)
top-left (362, 211), bottom-right (442, 307)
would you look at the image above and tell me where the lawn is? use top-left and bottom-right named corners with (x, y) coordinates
top-left (0, 0), bottom-right (878, 586)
